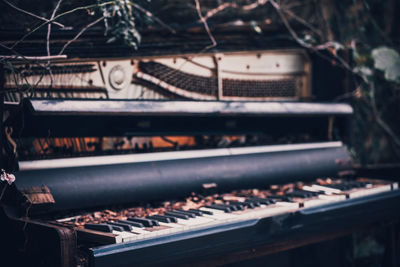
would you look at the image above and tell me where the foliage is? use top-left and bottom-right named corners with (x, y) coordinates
top-left (97, 0), bottom-right (151, 49)
top-left (371, 47), bottom-right (400, 83)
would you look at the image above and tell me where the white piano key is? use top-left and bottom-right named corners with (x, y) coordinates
top-left (158, 222), bottom-right (185, 232)
top-left (302, 185), bottom-right (321, 193)
top-left (129, 227), bottom-right (151, 235)
top-left (301, 197), bottom-right (337, 208)
top-left (112, 230), bottom-right (138, 242)
top-left (318, 194), bottom-right (347, 201)
top-left (348, 184), bottom-right (393, 199)
top-left (242, 203), bottom-right (299, 219)
top-left (310, 184), bottom-right (342, 194)
top-left (393, 182), bottom-right (398, 190)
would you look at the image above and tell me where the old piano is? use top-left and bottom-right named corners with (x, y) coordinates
top-left (1, 7), bottom-right (400, 267)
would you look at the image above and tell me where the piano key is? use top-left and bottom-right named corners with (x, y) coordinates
top-left (247, 197), bottom-right (274, 205)
top-left (112, 230), bottom-right (138, 242)
top-left (194, 208), bottom-right (212, 215)
top-left (108, 221), bottom-right (133, 231)
top-left (267, 195), bottom-right (293, 202)
top-left (147, 215), bottom-right (172, 223)
top-left (164, 211), bottom-right (190, 220)
top-left (244, 199), bottom-right (261, 207)
top-left (117, 219), bottom-right (145, 228)
top-left (296, 189), bottom-right (319, 197)
top-left (172, 210), bottom-right (197, 218)
top-left (199, 207), bottom-right (238, 220)
top-left (301, 185), bottom-right (323, 193)
top-left (174, 217), bottom-right (214, 227)
top-left (228, 201), bottom-right (251, 209)
top-left (205, 204), bottom-right (232, 213)
top-left (226, 202), bottom-right (245, 210)
top-left (393, 182), bottom-right (399, 190)
top-left (159, 214), bottom-right (178, 223)
top-left (187, 209), bottom-right (204, 216)
top-left (301, 196), bottom-right (342, 208)
top-left (109, 225), bottom-right (125, 232)
top-left (285, 191), bottom-right (310, 198)
top-left (84, 223), bottom-right (113, 233)
top-left (347, 184), bottom-right (393, 199)
top-left (310, 184), bottom-right (342, 194)
top-left (127, 217), bottom-right (156, 227)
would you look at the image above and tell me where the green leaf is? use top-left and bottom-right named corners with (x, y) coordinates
top-left (384, 61), bottom-right (400, 82)
top-left (372, 47), bottom-right (399, 70)
top-left (371, 47), bottom-right (400, 82)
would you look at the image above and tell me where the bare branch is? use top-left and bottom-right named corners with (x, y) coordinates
top-left (201, 0), bottom-right (269, 21)
top-left (129, 2), bottom-right (176, 34)
top-left (269, 0), bottom-right (352, 72)
top-left (47, 0), bottom-right (63, 57)
top-left (0, 55), bottom-right (67, 60)
top-left (194, 0), bottom-right (216, 49)
top-left (2, 0), bottom-right (65, 28)
top-left (8, 1), bottom-right (118, 50)
top-left (59, 16), bottom-right (105, 55)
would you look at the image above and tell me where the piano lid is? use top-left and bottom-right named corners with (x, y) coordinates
top-left (26, 99), bottom-right (353, 116)
top-left (13, 100), bottom-right (353, 137)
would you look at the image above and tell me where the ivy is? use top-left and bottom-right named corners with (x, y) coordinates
top-left (97, 0), bottom-right (150, 49)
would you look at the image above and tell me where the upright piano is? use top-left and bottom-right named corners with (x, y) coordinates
top-left (1, 17), bottom-right (400, 267)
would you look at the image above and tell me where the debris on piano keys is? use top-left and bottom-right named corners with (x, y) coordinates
top-left (52, 178), bottom-right (398, 246)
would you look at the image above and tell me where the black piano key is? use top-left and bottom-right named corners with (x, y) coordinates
top-left (147, 215), bottom-right (172, 223)
top-left (173, 210), bottom-right (197, 218)
top-left (165, 211), bottom-right (190, 220)
top-left (215, 204), bottom-right (238, 211)
top-left (118, 219), bottom-right (144, 228)
top-left (150, 219), bottom-right (160, 226)
top-left (286, 191), bottom-right (311, 198)
top-left (205, 204), bottom-right (232, 213)
top-left (297, 189), bottom-right (319, 197)
top-left (227, 201), bottom-right (247, 210)
top-left (179, 209), bottom-right (203, 216)
top-left (108, 222), bottom-right (133, 231)
top-left (161, 214), bottom-right (178, 223)
top-left (248, 197), bottom-right (274, 205)
top-left (240, 201), bottom-right (255, 209)
top-left (127, 217), bottom-right (156, 227)
top-left (268, 195), bottom-right (293, 202)
top-left (244, 199), bottom-right (261, 207)
top-left (194, 208), bottom-right (213, 215)
top-left (109, 225), bottom-right (124, 232)
top-left (188, 209), bottom-right (204, 216)
top-left (85, 223), bottom-right (113, 233)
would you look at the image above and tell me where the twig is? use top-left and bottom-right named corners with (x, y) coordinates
top-left (0, 55), bottom-right (67, 60)
top-left (129, 2), bottom-right (176, 34)
top-left (269, 0), bottom-right (353, 72)
top-left (194, 0), bottom-right (216, 49)
top-left (2, 0), bottom-right (65, 28)
top-left (8, 1), bottom-right (118, 50)
top-left (46, 0), bottom-right (63, 95)
top-left (58, 16), bottom-right (105, 55)
top-left (47, 0), bottom-right (63, 58)
top-left (201, 0), bottom-right (269, 21)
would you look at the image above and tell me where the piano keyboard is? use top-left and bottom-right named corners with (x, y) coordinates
top-left (60, 179), bottom-right (399, 245)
